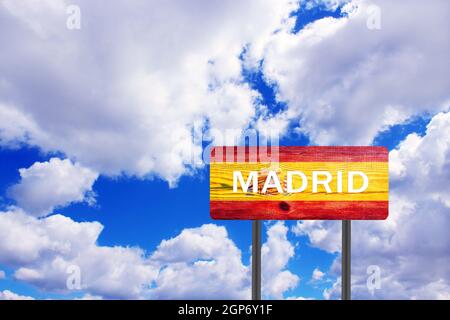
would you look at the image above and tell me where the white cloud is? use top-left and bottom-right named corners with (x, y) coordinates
top-left (75, 294), bottom-right (103, 300)
top-left (0, 208), bottom-right (299, 299)
top-left (1, 0), bottom-right (447, 301)
top-left (0, 139), bottom-right (301, 300)
top-left (389, 111), bottom-right (450, 207)
top-left (0, 103), bottom-right (45, 148)
top-left (150, 222), bottom-right (299, 299)
top-left (0, 209), bottom-right (157, 299)
top-left (148, 224), bottom-right (250, 299)
top-left (261, 0), bottom-right (450, 145)
top-left (293, 111), bottom-right (450, 299)
top-left (0, 0), bottom-right (298, 185)
top-left (311, 268), bottom-right (325, 282)
top-left (8, 158), bottom-right (98, 217)
top-left (303, 0), bottom-right (350, 11)
top-left (0, 290), bottom-right (34, 300)
top-left (262, 222), bottom-right (299, 299)
top-left (292, 220), bottom-right (341, 254)
top-left (0, 270), bottom-right (5, 279)
top-left (286, 296), bottom-right (315, 300)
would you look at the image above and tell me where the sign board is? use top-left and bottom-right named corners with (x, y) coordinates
top-left (210, 146), bottom-right (388, 220)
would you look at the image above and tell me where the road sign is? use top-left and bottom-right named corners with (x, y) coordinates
top-left (210, 146), bottom-right (388, 220)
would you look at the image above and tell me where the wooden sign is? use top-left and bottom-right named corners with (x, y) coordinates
top-left (210, 146), bottom-right (388, 220)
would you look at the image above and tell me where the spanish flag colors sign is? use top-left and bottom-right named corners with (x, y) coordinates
top-left (210, 146), bottom-right (388, 220)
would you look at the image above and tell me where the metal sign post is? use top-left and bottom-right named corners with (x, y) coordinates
top-left (252, 220), bottom-right (262, 300)
top-left (342, 220), bottom-right (351, 300)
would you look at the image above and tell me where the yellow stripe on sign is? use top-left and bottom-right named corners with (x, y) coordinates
top-left (210, 162), bottom-right (388, 201)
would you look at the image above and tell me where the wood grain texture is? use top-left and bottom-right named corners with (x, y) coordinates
top-left (211, 146), bottom-right (388, 163)
top-left (210, 162), bottom-right (388, 201)
top-left (210, 200), bottom-right (388, 220)
top-left (209, 146), bottom-right (389, 220)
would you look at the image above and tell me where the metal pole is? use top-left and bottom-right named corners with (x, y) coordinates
top-left (252, 220), bottom-right (262, 300)
top-left (342, 220), bottom-right (351, 300)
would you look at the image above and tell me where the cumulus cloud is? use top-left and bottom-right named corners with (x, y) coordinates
top-left (150, 222), bottom-right (299, 299)
top-left (0, 290), bottom-right (34, 300)
top-left (293, 220), bottom-right (341, 254)
top-left (311, 268), bottom-right (325, 282)
top-left (75, 294), bottom-right (103, 300)
top-left (286, 295), bottom-right (315, 300)
top-left (0, 208), bottom-right (299, 299)
top-left (1, 0), bottom-right (447, 301)
top-left (0, 209), bottom-right (156, 299)
top-left (293, 111), bottom-right (450, 299)
top-left (0, 0), bottom-right (298, 185)
top-left (262, 222), bottom-right (299, 299)
top-left (261, 0), bottom-right (450, 145)
top-left (0, 152), bottom-right (300, 300)
top-left (7, 158), bottom-right (98, 217)
top-left (389, 112), bottom-right (450, 206)
top-left (148, 224), bottom-right (250, 299)
top-left (304, 0), bottom-right (350, 10)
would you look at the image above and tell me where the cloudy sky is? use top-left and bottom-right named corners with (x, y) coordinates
top-left (0, 0), bottom-right (449, 300)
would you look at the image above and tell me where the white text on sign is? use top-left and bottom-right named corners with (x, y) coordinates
top-left (233, 170), bottom-right (369, 194)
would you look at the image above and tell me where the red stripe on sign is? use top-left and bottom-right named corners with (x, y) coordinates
top-left (210, 146), bottom-right (388, 163)
top-left (210, 201), bottom-right (388, 220)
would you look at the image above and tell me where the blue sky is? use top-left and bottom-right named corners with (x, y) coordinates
top-left (0, 4), bottom-right (342, 300)
top-left (0, 104), bottom-right (430, 300)
top-left (0, 0), bottom-right (449, 300)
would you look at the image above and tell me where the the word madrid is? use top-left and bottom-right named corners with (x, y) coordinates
top-left (233, 170), bottom-right (369, 194)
